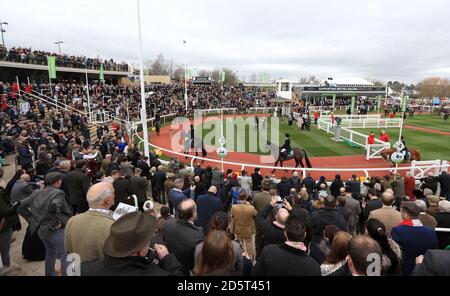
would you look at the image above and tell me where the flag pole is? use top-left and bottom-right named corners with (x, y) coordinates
top-left (136, 0), bottom-right (150, 161)
top-left (183, 40), bottom-right (188, 112)
top-left (395, 93), bottom-right (406, 174)
top-left (16, 76), bottom-right (20, 93)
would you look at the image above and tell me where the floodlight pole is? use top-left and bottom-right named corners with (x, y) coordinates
top-left (136, 0), bottom-right (150, 161)
top-left (185, 63), bottom-right (188, 111)
top-left (1, 21), bottom-right (8, 47)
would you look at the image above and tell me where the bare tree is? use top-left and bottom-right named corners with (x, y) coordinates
top-left (299, 77), bottom-right (309, 84)
top-left (148, 54), bottom-right (169, 75)
top-left (388, 81), bottom-right (406, 94)
top-left (211, 69), bottom-right (220, 82)
top-left (199, 69), bottom-right (212, 77)
top-left (366, 78), bottom-right (384, 86)
top-left (222, 68), bottom-right (239, 84)
top-left (418, 77), bottom-right (450, 97)
top-left (308, 75), bottom-right (318, 84)
top-left (172, 65), bottom-right (185, 81)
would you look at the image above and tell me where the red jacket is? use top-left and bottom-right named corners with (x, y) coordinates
top-left (1, 95), bottom-right (6, 111)
top-left (367, 135), bottom-right (375, 145)
top-left (389, 112), bottom-right (395, 119)
top-left (12, 83), bottom-right (19, 93)
top-left (379, 133), bottom-right (389, 142)
top-left (405, 176), bottom-right (416, 200)
top-left (25, 84), bottom-right (32, 94)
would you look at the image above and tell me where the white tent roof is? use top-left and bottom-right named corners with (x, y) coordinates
top-left (275, 79), bottom-right (292, 83)
top-left (321, 77), bottom-right (374, 86)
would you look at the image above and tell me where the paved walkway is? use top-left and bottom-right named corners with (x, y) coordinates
top-left (1, 154), bottom-right (164, 276)
top-left (1, 155), bottom-right (46, 275)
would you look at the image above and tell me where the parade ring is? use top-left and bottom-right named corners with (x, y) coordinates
top-left (134, 113), bottom-right (448, 180)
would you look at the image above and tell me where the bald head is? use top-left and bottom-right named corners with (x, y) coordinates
top-left (275, 208), bottom-right (289, 226)
top-left (348, 235), bottom-right (382, 276)
top-left (208, 186), bottom-right (217, 194)
top-left (86, 182), bottom-right (114, 209)
top-left (178, 199), bottom-right (197, 222)
top-left (381, 191), bottom-right (395, 206)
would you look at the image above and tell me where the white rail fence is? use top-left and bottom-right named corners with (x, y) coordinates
top-left (317, 118), bottom-right (391, 160)
top-left (410, 160), bottom-right (449, 179)
top-left (307, 105), bottom-right (381, 112)
top-left (199, 108), bottom-right (238, 116)
top-left (248, 107), bottom-right (275, 114)
top-left (319, 114), bottom-right (402, 128)
top-left (317, 118), bottom-right (391, 155)
top-left (133, 131), bottom-right (448, 179)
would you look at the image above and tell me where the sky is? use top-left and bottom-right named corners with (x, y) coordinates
top-left (1, 0), bottom-right (450, 83)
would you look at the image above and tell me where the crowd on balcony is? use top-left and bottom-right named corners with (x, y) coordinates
top-left (0, 80), bottom-right (277, 126)
top-left (0, 45), bottom-right (129, 72)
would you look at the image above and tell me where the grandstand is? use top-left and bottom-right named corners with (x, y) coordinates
top-left (0, 45), bottom-right (131, 84)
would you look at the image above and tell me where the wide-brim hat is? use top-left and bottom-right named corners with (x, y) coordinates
top-left (103, 212), bottom-right (157, 258)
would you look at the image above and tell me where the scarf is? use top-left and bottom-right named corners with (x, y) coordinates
top-left (398, 219), bottom-right (423, 227)
top-left (285, 241), bottom-right (307, 252)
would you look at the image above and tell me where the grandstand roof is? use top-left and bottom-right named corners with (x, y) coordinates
top-left (320, 77), bottom-right (374, 86)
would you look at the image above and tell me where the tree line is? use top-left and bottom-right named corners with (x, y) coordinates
top-left (134, 53), bottom-right (450, 95)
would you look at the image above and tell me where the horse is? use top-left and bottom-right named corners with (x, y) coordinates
top-left (380, 148), bottom-right (421, 163)
top-left (267, 142), bottom-right (312, 172)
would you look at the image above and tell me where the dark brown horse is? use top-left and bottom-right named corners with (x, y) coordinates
top-left (267, 143), bottom-right (312, 172)
top-left (380, 148), bottom-right (421, 163)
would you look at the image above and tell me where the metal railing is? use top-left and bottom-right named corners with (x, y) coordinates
top-left (133, 132), bottom-right (448, 179)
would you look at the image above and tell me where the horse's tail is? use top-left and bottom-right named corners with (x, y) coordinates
top-left (303, 149), bottom-right (312, 168)
top-left (413, 149), bottom-right (420, 161)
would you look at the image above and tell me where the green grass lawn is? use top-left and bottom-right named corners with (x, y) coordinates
top-left (200, 118), bottom-right (365, 157)
top-left (139, 114), bottom-right (449, 161)
top-left (402, 114), bottom-right (450, 132)
top-left (199, 116), bottom-right (450, 160)
top-left (353, 128), bottom-right (450, 160)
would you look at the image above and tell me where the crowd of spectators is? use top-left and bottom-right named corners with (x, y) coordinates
top-left (0, 122), bottom-right (449, 276)
top-left (0, 45), bottom-right (129, 72)
top-left (0, 77), bottom-right (450, 277)
top-left (0, 80), bottom-right (277, 126)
